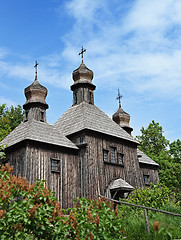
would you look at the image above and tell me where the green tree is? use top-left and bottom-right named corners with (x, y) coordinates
top-left (169, 139), bottom-right (181, 163)
top-left (136, 121), bottom-right (181, 201)
top-left (0, 104), bottom-right (24, 141)
top-left (136, 120), bottom-right (169, 157)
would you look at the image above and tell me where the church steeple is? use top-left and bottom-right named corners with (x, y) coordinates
top-left (23, 61), bottom-right (48, 122)
top-left (112, 91), bottom-right (133, 135)
top-left (71, 48), bottom-right (96, 106)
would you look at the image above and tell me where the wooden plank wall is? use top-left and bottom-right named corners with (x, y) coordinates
top-left (6, 147), bottom-right (26, 178)
top-left (140, 166), bottom-right (159, 185)
top-left (85, 132), bottom-right (144, 199)
top-left (6, 143), bottom-right (79, 209)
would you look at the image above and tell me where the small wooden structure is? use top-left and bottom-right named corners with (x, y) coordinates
top-left (0, 60), bottom-right (159, 209)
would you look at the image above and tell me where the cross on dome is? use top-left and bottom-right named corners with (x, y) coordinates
top-left (34, 60), bottom-right (38, 80)
top-left (79, 46), bottom-right (86, 62)
top-left (116, 89), bottom-right (122, 107)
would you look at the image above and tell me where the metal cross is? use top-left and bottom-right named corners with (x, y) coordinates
top-left (34, 61), bottom-right (38, 80)
top-left (79, 46), bottom-right (86, 61)
top-left (116, 89), bottom-right (122, 107)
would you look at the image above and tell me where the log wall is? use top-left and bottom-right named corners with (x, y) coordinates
top-left (5, 142), bottom-right (79, 209)
top-left (70, 131), bottom-right (144, 200)
top-left (140, 164), bottom-right (159, 185)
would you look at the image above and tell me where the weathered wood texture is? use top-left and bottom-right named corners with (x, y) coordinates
top-left (69, 131), bottom-right (144, 200)
top-left (4, 130), bottom-right (159, 209)
top-left (5, 142), bottom-right (79, 209)
top-left (140, 164), bottom-right (159, 185)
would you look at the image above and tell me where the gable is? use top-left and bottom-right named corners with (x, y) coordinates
top-left (138, 149), bottom-right (159, 166)
top-left (0, 119), bottom-right (78, 150)
top-left (54, 102), bottom-right (138, 144)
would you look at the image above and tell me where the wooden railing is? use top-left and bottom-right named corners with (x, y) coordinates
top-left (99, 195), bottom-right (181, 233)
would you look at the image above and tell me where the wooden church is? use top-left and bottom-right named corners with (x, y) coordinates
top-left (0, 57), bottom-right (159, 209)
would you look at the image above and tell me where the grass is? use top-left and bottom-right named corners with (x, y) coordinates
top-left (119, 204), bottom-right (181, 240)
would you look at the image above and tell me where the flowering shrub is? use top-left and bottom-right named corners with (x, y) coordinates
top-left (63, 197), bottom-right (125, 239)
top-left (0, 164), bottom-right (125, 240)
top-left (0, 164), bottom-right (63, 239)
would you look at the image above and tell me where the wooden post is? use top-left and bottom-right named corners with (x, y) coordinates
top-left (144, 209), bottom-right (150, 233)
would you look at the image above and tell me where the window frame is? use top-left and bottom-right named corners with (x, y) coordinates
top-left (117, 153), bottom-right (124, 165)
top-left (74, 92), bottom-right (77, 104)
top-left (110, 147), bottom-right (116, 163)
top-left (103, 149), bottom-right (109, 162)
top-left (51, 158), bottom-right (60, 173)
top-left (143, 174), bottom-right (150, 185)
top-left (40, 111), bottom-right (44, 122)
top-left (24, 110), bottom-right (29, 121)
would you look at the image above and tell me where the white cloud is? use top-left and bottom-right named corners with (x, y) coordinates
top-left (0, 47), bottom-right (9, 60)
top-left (0, 97), bottom-right (17, 107)
top-left (1, 0), bottom-right (181, 103)
top-left (66, 0), bottom-right (104, 22)
top-left (58, 0), bottom-right (181, 102)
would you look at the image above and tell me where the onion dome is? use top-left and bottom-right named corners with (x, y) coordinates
top-left (23, 62), bottom-right (48, 122)
top-left (72, 61), bottom-right (94, 83)
top-left (113, 106), bottom-right (133, 135)
top-left (71, 61), bottom-right (96, 106)
top-left (24, 78), bottom-right (48, 106)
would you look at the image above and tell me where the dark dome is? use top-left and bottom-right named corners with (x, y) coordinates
top-left (72, 61), bottom-right (93, 83)
top-left (24, 79), bottom-right (48, 105)
top-left (112, 106), bottom-right (130, 127)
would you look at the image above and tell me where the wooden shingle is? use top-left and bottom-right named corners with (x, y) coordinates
top-left (0, 119), bottom-right (78, 150)
top-left (54, 102), bottom-right (138, 144)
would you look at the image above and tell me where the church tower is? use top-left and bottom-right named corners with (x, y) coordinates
top-left (71, 47), bottom-right (96, 105)
top-left (23, 61), bottom-right (48, 122)
top-left (112, 91), bottom-right (133, 135)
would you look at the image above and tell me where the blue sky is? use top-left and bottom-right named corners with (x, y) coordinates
top-left (0, 0), bottom-right (181, 142)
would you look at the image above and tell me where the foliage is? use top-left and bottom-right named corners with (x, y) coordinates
top-left (0, 164), bottom-right (125, 240)
top-left (0, 164), bottom-right (63, 240)
top-left (155, 151), bottom-right (181, 200)
top-left (0, 164), bottom-right (180, 239)
top-left (119, 207), bottom-right (181, 240)
top-left (127, 183), bottom-right (176, 209)
top-left (169, 139), bottom-right (181, 163)
top-left (0, 104), bottom-right (24, 141)
top-left (118, 186), bottom-right (181, 240)
top-left (63, 197), bottom-right (125, 239)
top-left (136, 120), bottom-right (169, 157)
top-left (136, 120), bottom-right (181, 201)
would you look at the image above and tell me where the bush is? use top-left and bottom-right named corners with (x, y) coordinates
top-left (128, 183), bottom-right (177, 209)
top-left (0, 165), bottom-right (180, 240)
top-left (63, 197), bottom-right (125, 239)
top-left (0, 164), bottom-right (125, 240)
top-left (0, 164), bottom-right (63, 239)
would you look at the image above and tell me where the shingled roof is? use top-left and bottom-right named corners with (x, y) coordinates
top-left (109, 178), bottom-right (134, 191)
top-left (137, 149), bottom-right (159, 166)
top-left (0, 119), bottom-right (78, 150)
top-left (54, 102), bottom-right (138, 144)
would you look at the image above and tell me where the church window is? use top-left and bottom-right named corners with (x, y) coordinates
top-left (103, 149), bottom-right (109, 162)
top-left (80, 136), bottom-right (85, 143)
top-left (110, 147), bottom-right (116, 163)
top-left (25, 110), bottom-right (29, 121)
top-left (51, 158), bottom-right (60, 172)
top-left (74, 92), bottom-right (77, 104)
top-left (40, 111), bottom-right (44, 121)
top-left (118, 153), bottom-right (124, 165)
top-left (89, 91), bottom-right (93, 104)
top-left (143, 175), bottom-right (150, 185)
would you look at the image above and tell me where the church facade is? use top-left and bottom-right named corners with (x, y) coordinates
top-left (0, 60), bottom-right (159, 209)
